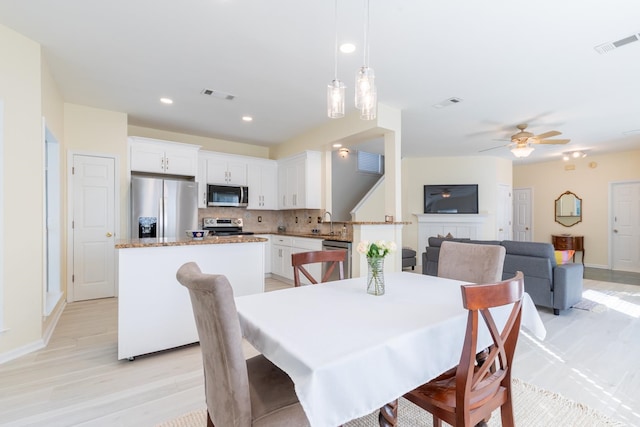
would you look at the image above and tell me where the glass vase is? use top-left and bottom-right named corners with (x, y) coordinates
top-left (367, 256), bottom-right (385, 296)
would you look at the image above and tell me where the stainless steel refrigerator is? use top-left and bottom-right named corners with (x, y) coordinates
top-left (131, 176), bottom-right (198, 239)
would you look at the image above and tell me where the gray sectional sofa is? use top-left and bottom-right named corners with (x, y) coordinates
top-left (422, 237), bottom-right (584, 315)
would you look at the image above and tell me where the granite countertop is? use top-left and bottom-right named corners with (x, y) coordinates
top-left (115, 235), bottom-right (268, 249)
top-left (262, 231), bottom-right (352, 243)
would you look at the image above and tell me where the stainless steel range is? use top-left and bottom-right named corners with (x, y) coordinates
top-left (202, 217), bottom-right (255, 236)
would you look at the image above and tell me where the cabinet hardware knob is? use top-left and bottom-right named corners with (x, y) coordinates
top-left (106, 232), bottom-right (113, 237)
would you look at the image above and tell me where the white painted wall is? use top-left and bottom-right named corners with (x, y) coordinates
top-left (401, 156), bottom-right (513, 255)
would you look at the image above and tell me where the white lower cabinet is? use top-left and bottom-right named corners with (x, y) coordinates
top-left (270, 235), bottom-right (322, 284)
top-left (255, 234), bottom-right (272, 274)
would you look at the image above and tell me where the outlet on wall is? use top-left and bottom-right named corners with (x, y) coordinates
top-left (258, 216), bottom-right (262, 222)
top-left (295, 216), bottom-right (298, 223)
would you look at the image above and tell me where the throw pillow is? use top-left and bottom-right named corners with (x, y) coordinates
top-left (554, 250), bottom-right (575, 264)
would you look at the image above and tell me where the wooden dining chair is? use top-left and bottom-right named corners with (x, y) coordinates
top-left (404, 271), bottom-right (525, 427)
top-left (176, 262), bottom-right (310, 427)
top-left (291, 249), bottom-right (347, 287)
top-left (438, 241), bottom-right (506, 284)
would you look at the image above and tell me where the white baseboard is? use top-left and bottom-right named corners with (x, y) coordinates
top-left (0, 339), bottom-right (45, 365)
top-left (42, 300), bottom-right (66, 346)
top-left (0, 300), bottom-right (66, 365)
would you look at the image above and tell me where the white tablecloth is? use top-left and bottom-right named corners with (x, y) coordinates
top-left (235, 272), bottom-right (546, 427)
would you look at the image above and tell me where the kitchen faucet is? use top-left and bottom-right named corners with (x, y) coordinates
top-left (323, 211), bottom-right (333, 235)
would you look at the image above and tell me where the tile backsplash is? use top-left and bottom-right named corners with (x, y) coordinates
top-left (198, 207), bottom-right (350, 237)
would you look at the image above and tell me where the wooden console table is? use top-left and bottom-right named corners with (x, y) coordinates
top-left (552, 235), bottom-right (584, 265)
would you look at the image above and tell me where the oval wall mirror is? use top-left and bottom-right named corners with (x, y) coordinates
top-left (555, 191), bottom-right (582, 227)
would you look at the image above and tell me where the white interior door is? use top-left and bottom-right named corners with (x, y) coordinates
top-left (612, 182), bottom-right (640, 272)
top-left (513, 188), bottom-right (533, 241)
top-left (71, 155), bottom-right (116, 301)
top-left (496, 184), bottom-right (512, 240)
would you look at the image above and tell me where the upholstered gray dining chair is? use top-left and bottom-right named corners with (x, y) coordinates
top-left (176, 262), bottom-right (310, 427)
top-left (438, 241), bottom-right (506, 283)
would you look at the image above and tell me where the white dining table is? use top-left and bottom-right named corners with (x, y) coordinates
top-left (235, 272), bottom-right (546, 427)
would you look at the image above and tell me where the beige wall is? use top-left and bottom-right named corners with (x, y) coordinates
top-left (64, 104), bottom-right (129, 238)
top-left (514, 149), bottom-right (640, 268)
top-left (0, 24), bottom-right (45, 354)
top-left (41, 56), bottom-right (66, 332)
top-left (128, 125), bottom-right (270, 159)
top-left (401, 156), bottom-right (513, 252)
top-left (41, 59), bottom-right (64, 141)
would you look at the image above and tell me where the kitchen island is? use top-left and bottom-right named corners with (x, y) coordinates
top-left (116, 235), bottom-right (267, 360)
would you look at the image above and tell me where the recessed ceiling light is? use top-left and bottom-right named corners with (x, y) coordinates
top-left (332, 143), bottom-right (342, 148)
top-left (339, 43), bottom-right (356, 54)
top-left (160, 97), bottom-right (173, 104)
top-left (242, 116), bottom-right (253, 122)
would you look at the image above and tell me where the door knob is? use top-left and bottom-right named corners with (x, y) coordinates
top-left (526, 227), bottom-right (529, 230)
top-left (106, 232), bottom-right (113, 237)
top-left (613, 229), bottom-right (618, 233)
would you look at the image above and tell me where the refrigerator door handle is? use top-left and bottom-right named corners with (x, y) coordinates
top-left (158, 196), bottom-right (165, 239)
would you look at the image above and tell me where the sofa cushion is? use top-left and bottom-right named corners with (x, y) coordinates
top-left (402, 247), bottom-right (417, 258)
top-left (427, 237), bottom-right (471, 247)
top-left (501, 240), bottom-right (558, 267)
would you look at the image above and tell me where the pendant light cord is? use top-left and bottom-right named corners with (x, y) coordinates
top-left (333, 0), bottom-right (339, 79)
top-left (363, 0), bottom-right (370, 66)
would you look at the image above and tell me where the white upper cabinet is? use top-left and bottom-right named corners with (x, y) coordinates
top-left (277, 151), bottom-right (321, 210)
top-left (247, 159), bottom-right (278, 210)
top-left (206, 154), bottom-right (248, 185)
top-left (129, 137), bottom-right (200, 177)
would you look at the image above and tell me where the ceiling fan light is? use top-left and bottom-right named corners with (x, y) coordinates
top-left (511, 145), bottom-right (535, 158)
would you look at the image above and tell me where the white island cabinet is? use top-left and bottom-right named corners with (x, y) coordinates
top-left (116, 237), bottom-right (265, 360)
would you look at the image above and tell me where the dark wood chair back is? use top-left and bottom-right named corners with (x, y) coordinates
top-left (291, 250), bottom-right (347, 287)
top-left (405, 271), bottom-right (525, 427)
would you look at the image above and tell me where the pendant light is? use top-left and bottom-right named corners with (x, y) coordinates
top-left (327, 0), bottom-right (345, 118)
top-left (355, 0), bottom-right (376, 120)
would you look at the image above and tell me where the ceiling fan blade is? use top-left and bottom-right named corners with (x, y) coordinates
top-left (536, 139), bottom-right (570, 145)
top-left (535, 130), bottom-right (561, 139)
top-left (479, 144), bottom-right (507, 153)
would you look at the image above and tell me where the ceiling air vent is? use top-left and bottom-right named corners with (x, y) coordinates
top-left (594, 33), bottom-right (640, 54)
top-left (200, 88), bottom-right (235, 100)
top-left (432, 97), bottom-right (463, 109)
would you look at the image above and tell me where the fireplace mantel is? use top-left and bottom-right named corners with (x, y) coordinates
top-left (414, 213), bottom-right (488, 255)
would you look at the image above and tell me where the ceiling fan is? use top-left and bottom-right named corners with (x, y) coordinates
top-left (481, 124), bottom-right (570, 157)
top-left (429, 189), bottom-right (451, 198)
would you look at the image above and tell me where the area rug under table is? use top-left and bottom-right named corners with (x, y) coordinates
top-left (156, 378), bottom-right (624, 427)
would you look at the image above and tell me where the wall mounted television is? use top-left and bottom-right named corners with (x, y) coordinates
top-left (423, 184), bottom-right (479, 214)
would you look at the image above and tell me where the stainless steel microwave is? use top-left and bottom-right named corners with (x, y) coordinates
top-left (207, 184), bottom-right (248, 207)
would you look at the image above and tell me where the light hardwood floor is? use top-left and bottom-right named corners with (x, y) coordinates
top-left (0, 276), bottom-right (638, 426)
